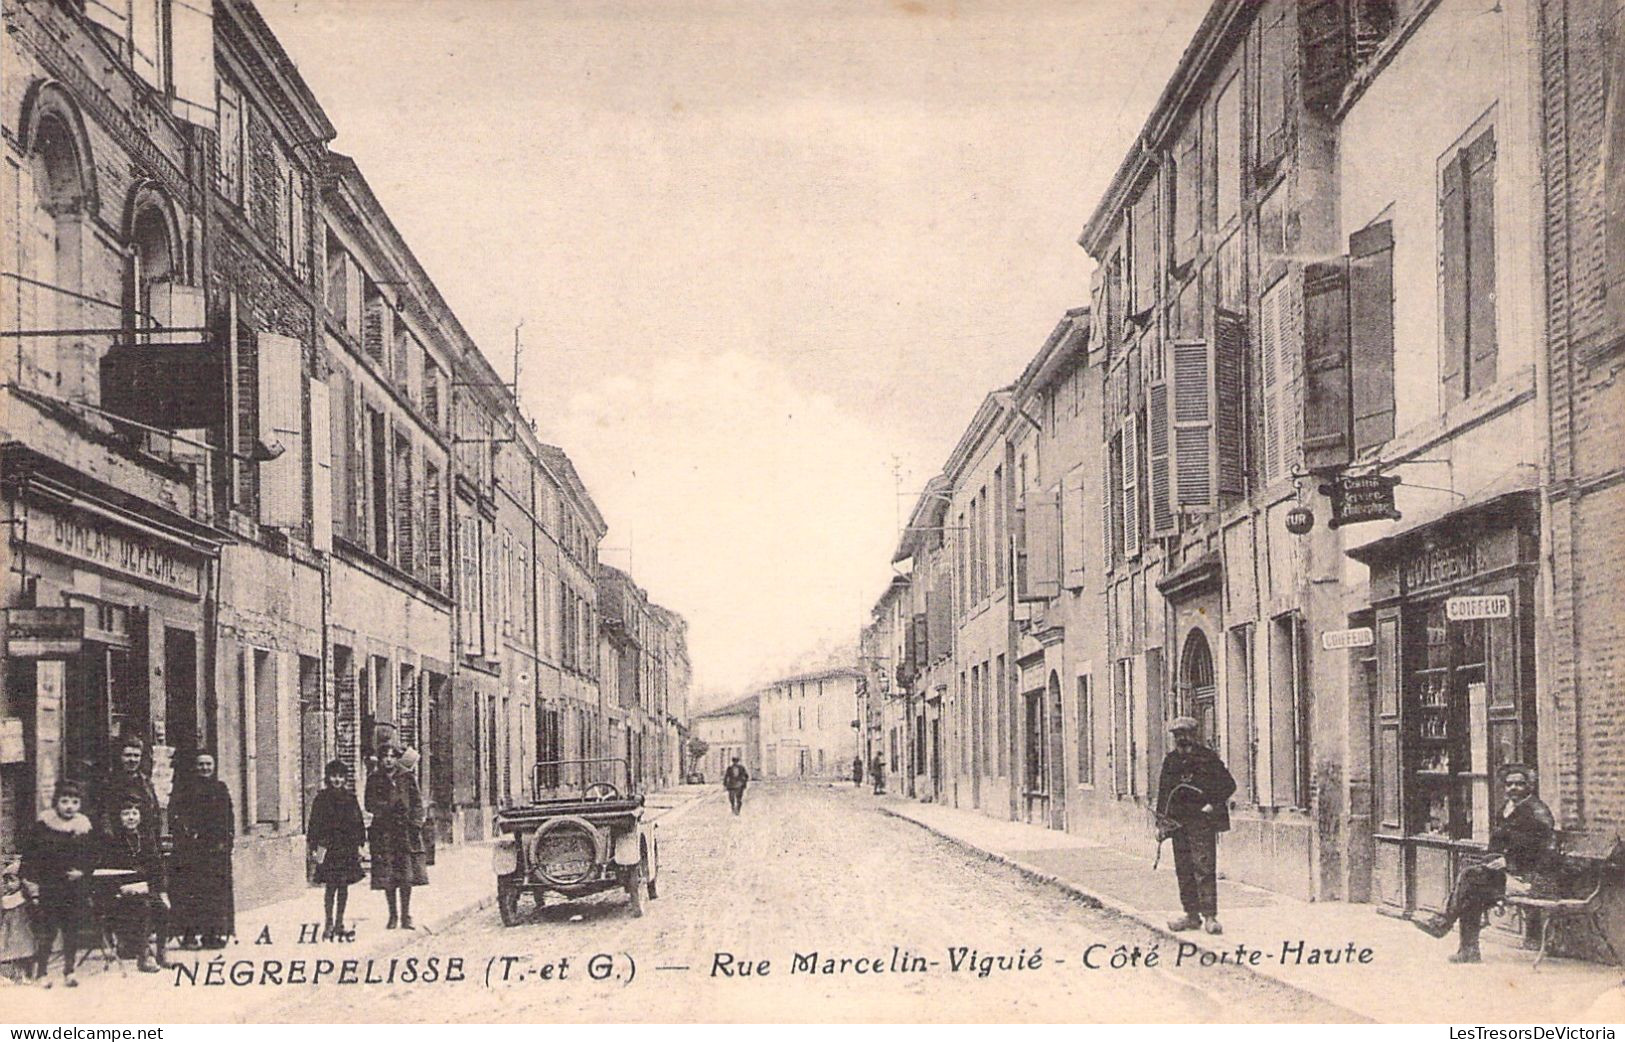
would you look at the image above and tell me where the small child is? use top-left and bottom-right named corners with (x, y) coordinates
top-left (21, 780), bottom-right (94, 987)
top-left (306, 760), bottom-right (365, 941)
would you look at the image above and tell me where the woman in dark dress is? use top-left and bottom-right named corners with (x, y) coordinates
top-left (168, 751), bottom-right (235, 949)
top-left (364, 745), bottom-right (428, 930)
top-left (20, 780), bottom-right (94, 987)
top-left (307, 760), bottom-right (365, 941)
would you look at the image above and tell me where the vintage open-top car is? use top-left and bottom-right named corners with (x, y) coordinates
top-left (491, 757), bottom-right (660, 926)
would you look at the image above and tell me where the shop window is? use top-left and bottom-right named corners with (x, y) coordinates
top-left (1076, 674), bottom-right (1094, 787)
top-left (1439, 123), bottom-right (1498, 406)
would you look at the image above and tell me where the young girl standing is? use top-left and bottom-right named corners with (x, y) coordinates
top-left (21, 780), bottom-right (94, 986)
top-left (306, 761), bottom-right (365, 941)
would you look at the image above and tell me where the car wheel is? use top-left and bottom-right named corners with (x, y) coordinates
top-left (497, 876), bottom-right (523, 927)
top-left (626, 861), bottom-right (647, 918)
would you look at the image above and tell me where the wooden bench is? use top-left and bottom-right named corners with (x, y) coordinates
top-left (1503, 832), bottom-right (1622, 971)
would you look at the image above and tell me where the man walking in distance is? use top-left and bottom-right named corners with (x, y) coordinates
top-left (1412, 764), bottom-right (1559, 962)
top-left (1156, 716), bottom-right (1236, 936)
top-left (723, 756), bottom-right (749, 815)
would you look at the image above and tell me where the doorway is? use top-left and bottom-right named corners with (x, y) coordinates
top-left (1179, 629), bottom-right (1218, 750)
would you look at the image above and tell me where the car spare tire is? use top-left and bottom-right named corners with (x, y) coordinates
top-left (528, 816), bottom-right (605, 886)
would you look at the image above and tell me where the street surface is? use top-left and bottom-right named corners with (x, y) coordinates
top-left (232, 781), bottom-right (1354, 1022)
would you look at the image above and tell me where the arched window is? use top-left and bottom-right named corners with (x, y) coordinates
top-left (129, 202), bottom-right (176, 331)
top-left (17, 86), bottom-right (96, 396)
top-left (1179, 629), bottom-right (1218, 750)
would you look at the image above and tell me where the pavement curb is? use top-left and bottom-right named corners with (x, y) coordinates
top-left (877, 803), bottom-right (1373, 1023)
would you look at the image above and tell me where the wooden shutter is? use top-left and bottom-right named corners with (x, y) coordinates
top-left (1147, 380), bottom-right (1176, 536)
top-left (363, 294), bottom-right (390, 366)
top-left (1171, 339), bottom-right (1215, 508)
top-left (1465, 128), bottom-right (1498, 393)
top-left (1214, 308), bottom-right (1248, 497)
top-left (1303, 258), bottom-right (1352, 472)
top-left (327, 360), bottom-right (353, 541)
top-left (1175, 123), bottom-right (1201, 263)
top-left (1062, 466), bottom-right (1086, 589)
top-left (1258, 2), bottom-right (1288, 164)
top-left (216, 80), bottom-right (242, 200)
top-left (84, 0), bottom-right (128, 43)
top-left (1022, 489), bottom-right (1060, 601)
top-left (1350, 221), bottom-right (1396, 452)
top-left (170, 0), bottom-right (217, 127)
top-left (1440, 149), bottom-right (1468, 406)
top-left (1101, 443), bottom-right (1114, 572)
top-left (926, 587), bottom-right (952, 660)
top-left (1610, 29), bottom-right (1625, 336)
top-left (912, 613), bottom-right (930, 671)
top-left (257, 333), bottom-right (304, 527)
top-left (290, 170), bottom-right (308, 280)
top-left (426, 464), bottom-right (444, 590)
top-left (1122, 416), bottom-right (1140, 558)
top-left (1259, 275), bottom-right (1287, 485)
top-left (130, 0), bottom-right (162, 91)
top-left (309, 378), bottom-right (332, 553)
top-left (1299, 0), bottom-right (1350, 114)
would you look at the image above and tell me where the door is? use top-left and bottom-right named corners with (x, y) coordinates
top-left (163, 628), bottom-right (199, 761)
top-left (1047, 672), bottom-right (1066, 830)
top-left (429, 676), bottom-right (454, 841)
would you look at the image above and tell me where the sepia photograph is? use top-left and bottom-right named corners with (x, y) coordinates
top-left (1, 0), bottom-right (1623, 1026)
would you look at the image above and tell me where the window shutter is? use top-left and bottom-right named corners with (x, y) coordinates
top-left (1259, 3), bottom-right (1288, 164)
top-left (426, 465), bottom-right (444, 590)
top-left (352, 389), bottom-right (369, 542)
top-left (1122, 416), bottom-right (1141, 558)
top-left (1101, 443), bottom-right (1114, 572)
top-left (345, 258), bottom-right (364, 337)
top-left (1147, 380), bottom-right (1176, 536)
top-left (1171, 339), bottom-right (1215, 509)
top-left (169, 0), bottom-right (217, 127)
top-left (290, 170), bottom-right (308, 281)
top-left (1465, 128), bottom-right (1498, 392)
top-left (84, 0), bottom-right (129, 43)
top-left (1214, 308), bottom-right (1248, 497)
top-left (1175, 124), bottom-right (1201, 263)
top-left (309, 377), bottom-right (332, 553)
top-left (327, 359), bottom-right (353, 541)
top-left (130, 0), bottom-right (162, 89)
top-left (1440, 150), bottom-right (1467, 406)
top-left (256, 332), bottom-right (304, 527)
top-left (363, 295), bottom-right (389, 366)
top-left (271, 152), bottom-right (290, 263)
top-left (926, 586), bottom-right (952, 660)
top-left (1062, 466), bottom-right (1086, 589)
top-left (216, 80), bottom-right (242, 199)
top-left (1299, 0), bottom-right (1350, 114)
top-left (1303, 258), bottom-right (1352, 471)
top-left (1259, 276), bottom-right (1288, 485)
top-left (148, 283), bottom-right (207, 338)
top-left (1609, 29), bottom-right (1625, 336)
top-left (1021, 489), bottom-right (1060, 601)
top-left (912, 613), bottom-right (930, 671)
top-left (1350, 221), bottom-right (1396, 452)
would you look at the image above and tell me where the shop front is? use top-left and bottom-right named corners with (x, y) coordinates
top-left (1348, 491), bottom-right (1540, 919)
top-left (1, 448), bottom-right (224, 851)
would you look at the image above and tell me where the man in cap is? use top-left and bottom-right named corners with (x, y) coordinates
top-left (1155, 716), bottom-right (1236, 936)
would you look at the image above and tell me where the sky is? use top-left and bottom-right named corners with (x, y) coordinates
top-left (255, 0), bottom-right (1208, 704)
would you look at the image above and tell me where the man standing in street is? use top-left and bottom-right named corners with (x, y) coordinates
top-left (1412, 764), bottom-right (1559, 962)
top-left (871, 751), bottom-right (886, 795)
top-left (722, 756), bottom-right (749, 815)
top-left (1156, 716), bottom-right (1236, 936)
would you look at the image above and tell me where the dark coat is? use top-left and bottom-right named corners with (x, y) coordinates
top-left (364, 769), bottom-right (425, 857)
top-left (1492, 795), bottom-right (1560, 877)
top-left (1156, 745), bottom-right (1237, 833)
top-left (168, 776), bottom-right (235, 937)
top-left (21, 812), bottom-right (95, 896)
top-left (100, 770), bottom-right (160, 845)
top-left (723, 764), bottom-right (750, 791)
top-left (307, 788), bottom-right (366, 887)
top-left (99, 826), bottom-right (165, 894)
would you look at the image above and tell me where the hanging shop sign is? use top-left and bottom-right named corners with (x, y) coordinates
top-left (1321, 474), bottom-right (1403, 529)
top-left (4, 608), bottom-right (84, 657)
top-left (1445, 595), bottom-right (1511, 621)
top-left (1321, 627), bottom-right (1375, 651)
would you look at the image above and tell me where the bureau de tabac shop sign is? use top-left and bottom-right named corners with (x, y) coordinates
top-left (1321, 473), bottom-right (1403, 529)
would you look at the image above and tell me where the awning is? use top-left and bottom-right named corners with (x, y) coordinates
top-left (1156, 550), bottom-right (1221, 601)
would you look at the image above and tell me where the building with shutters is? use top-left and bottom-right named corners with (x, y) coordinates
top-left (692, 693), bottom-right (760, 781)
top-left (892, 476), bottom-right (953, 800)
top-left (1, 0), bottom-right (224, 862)
top-left (758, 666), bottom-right (862, 779)
top-left (862, 575), bottom-right (911, 794)
top-left (1537, 0), bottom-right (1625, 917)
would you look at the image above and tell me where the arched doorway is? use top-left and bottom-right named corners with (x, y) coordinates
top-left (18, 92), bottom-right (96, 395)
top-left (1179, 630), bottom-right (1218, 750)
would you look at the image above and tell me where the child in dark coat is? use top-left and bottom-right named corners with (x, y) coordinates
top-left (20, 780), bottom-right (94, 986)
top-left (307, 760), bottom-right (365, 941)
top-left (99, 800), bottom-right (167, 972)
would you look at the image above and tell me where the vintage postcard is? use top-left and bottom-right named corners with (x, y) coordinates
top-left (1, 0), bottom-right (1623, 1026)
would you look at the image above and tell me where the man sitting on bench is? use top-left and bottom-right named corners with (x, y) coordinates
top-left (1413, 764), bottom-right (1560, 962)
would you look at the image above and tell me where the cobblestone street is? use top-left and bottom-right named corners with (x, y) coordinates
top-left (230, 782), bottom-right (1353, 1023)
